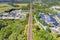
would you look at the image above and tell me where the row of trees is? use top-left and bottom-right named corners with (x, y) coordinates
top-left (32, 3), bottom-right (56, 15)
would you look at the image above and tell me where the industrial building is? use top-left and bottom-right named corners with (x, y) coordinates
top-left (0, 10), bottom-right (26, 19)
top-left (40, 13), bottom-right (59, 27)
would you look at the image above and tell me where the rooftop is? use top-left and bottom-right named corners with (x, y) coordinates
top-left (40, 13), bottom-right (59, 27)
top-left (57, 12), bottom-right (60, 19)
top-left (0, 10), bottom-right (26, 19)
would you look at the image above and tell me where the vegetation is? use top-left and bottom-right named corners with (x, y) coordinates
top-left (32, 2), bottom-right (60, 40)
top-left (33, 24), bottom-right (55, 40)
top-left (0, 3), bottom-right (29, 13)
top-left (0, 1), bottom-right (60, 40)
top-left (0, 19), bottom-right (28, 40)
top-left (0, 3), bottom-right (13, 13)
top-left (32, 3), bottom-right (56, 15)
top-left (0, 13), bottom-right (29, 40)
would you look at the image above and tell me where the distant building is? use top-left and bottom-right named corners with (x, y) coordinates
top-left (0, 0), bottom-right (29, 3)
top-left (40, 13), bottom-right (59, 27)
top-left (0, 10), bottom-right (27, 19)
top-left (40, 13), bottom-right (60, 34)
top-left (33, 0), bottom-right (42, 3)
top-left (50, 6), bottom-right (60, 11)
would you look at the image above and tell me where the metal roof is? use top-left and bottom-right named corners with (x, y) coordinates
top-left (40, 13), bottom-right (59, 26)
top-left (57, 12), bottom-right (60, 19)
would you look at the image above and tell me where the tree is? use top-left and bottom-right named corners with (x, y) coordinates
top-left (46, 27), bottom-right (51, 33)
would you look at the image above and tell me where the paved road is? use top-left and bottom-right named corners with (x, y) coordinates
top-left (27, 3), bottom-right (32, 40)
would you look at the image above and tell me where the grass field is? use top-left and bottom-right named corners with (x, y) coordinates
top-left (0, 3), bottom-right (13, 13)
top-left (0, 3), bottom-right (28, 13)
top-left (15, 3), bottom-right (28, 6)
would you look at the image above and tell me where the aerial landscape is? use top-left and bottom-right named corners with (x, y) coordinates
top-left (0, 0), bottom-right (60, 40)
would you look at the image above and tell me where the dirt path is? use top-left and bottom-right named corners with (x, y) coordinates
top-left (27, 3), bottom-right (32, 40)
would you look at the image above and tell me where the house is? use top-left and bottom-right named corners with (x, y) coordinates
top-left (40, 13), bottom-right (59, 27)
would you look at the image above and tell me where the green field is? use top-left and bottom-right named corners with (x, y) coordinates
top-left (0, 10), bottom-right (29, 40)
top-left (0, 18), bottom-right (28, 40)
top-left (0, 3), bottom-right (13, 13)
top-left (0, 3), bottom-right (28, 13)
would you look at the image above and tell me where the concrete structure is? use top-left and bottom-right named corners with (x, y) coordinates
top-left (51, 6), bottom-right (60, 9)
top-left (34, 15), bottom-right (47, 30)
top-left (39, 13), bottom-right (60, 34)
top-left (50, 6), bottom-right (60, 12)
top-left (40, 13), bottom-right (59, 27)
top-left (54, 16), bottom-right (60, 23)
top-left (0, 10), bottom-right (26, 19)
top-left (50, 27), bottom-right (60, 34)
top-left (0, 0), bottom-right (29, 3)
top-left (33, 0), bottom-right (42, 3)
top-left (54, 12), bottom-right (60, 23)
top-left (57, 12), bottom-right (60, 19)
